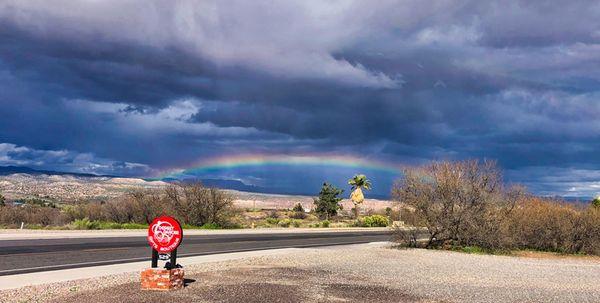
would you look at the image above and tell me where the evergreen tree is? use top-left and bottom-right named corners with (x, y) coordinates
top-left (313, 183), bottom-right (343, 219)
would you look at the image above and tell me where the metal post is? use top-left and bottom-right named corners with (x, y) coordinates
top-left (169, 248), bottom-right (177, 269)
top-left (151, 249), bottom-right (158, 268)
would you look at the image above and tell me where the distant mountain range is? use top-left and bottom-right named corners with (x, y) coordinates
top-left (160, 177), bottom-right (265, 192)
top-left (0, 165), bottom-right (271, 194)
top-left (0, 166), bottom-right (113, 178)
top-left (158, 177), bottom-right (318, 196)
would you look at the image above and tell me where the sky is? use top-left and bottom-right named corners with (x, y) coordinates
top-left (1, 1), bottom-right (599, 198)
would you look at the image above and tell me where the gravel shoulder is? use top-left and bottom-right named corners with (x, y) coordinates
top-left (2, 243), bottom-right (599, 303)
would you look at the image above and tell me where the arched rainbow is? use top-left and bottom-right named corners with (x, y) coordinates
top-left (157, 153), bottom-right (402, 179)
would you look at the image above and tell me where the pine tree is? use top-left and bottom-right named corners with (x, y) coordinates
top-left (313, 183), bottom-right (343, 219)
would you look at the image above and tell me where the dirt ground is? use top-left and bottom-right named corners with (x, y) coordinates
top-left (4, 243), bottom-right (600, 303)
top-left (51, 266), bottom-right (423, 303)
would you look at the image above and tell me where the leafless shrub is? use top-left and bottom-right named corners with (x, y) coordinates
top-left (508, 197), bottom-right (600, 254)
top-left (102, 198), bottom-right (133, 223)
top-left (392, 226), bottom-right (421, 248)
top-left (163, 183), bottom-right (235, 227)
top-left (0, 206), bottom-right (27, 226)
top-left (578, 207), bottom-right (600, 255)
top-left (129, 190), bottom-right (164, 224)
top-left (63, 201), bottom-right (104, 222)
top-left (64, 183), bottom-right (235, 227)
top-left (392, 159), bottom-right (522, 249)
top-left (0, 183), bottom-right (236, 228)
top-left (0, 205), bottom-right (69, 227)
top-left (392, 159), bottom-right (600, 255)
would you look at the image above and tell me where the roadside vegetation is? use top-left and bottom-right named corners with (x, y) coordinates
top-left (392, 159), bottom-right (600, 256)
top-left (0, 179), bottom-right (392, 230)
top-left (0, 183), bottom-right (239, 229)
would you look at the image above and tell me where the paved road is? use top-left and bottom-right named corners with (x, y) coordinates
top-left (0, 230), bottom-right (391, 276)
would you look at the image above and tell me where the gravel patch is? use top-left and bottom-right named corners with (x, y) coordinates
top-left (2, 244), bottom-right (599, 302)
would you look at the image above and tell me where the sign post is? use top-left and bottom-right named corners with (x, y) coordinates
top-left (147, 215), bottom-right (183, 269)
top-left (141, 216), bottom-right (185, 291)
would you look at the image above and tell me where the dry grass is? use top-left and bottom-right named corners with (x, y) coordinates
top-left (511, 250), bottom-right (600, 261)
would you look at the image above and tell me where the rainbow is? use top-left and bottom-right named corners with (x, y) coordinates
top-left (157, 153), bottom-right (402, 179)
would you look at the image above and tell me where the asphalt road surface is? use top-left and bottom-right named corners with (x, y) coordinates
top-left (0, 230), bottom-right (391, 276)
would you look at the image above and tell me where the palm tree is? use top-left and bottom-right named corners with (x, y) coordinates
top-left (593, 196), bottom-right (600, 208)
top-left (348, 174), bottom-right (371, 218)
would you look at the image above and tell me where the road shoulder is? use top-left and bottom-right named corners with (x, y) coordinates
top-left (0, 227), bottom-right (390, 240)
top-left (2, 243), bottom-right (599, 303)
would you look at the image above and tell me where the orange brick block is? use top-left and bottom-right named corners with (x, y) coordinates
top-left (140, 268), bottom-right (184, 291)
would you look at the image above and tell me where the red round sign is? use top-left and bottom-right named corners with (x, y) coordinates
top-left (147, 216), bottom-right (183, 253)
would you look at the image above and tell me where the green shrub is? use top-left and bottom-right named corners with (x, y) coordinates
top-left (278, 219), bottom-right (301, 228)
top-left (121, 223), bottom-right (148, 229)
top-left (361, 215), bottom-right (389, 227)
top-left (321, 220), bottom-right (330, 228)
top-left (72, 218), bottom-right (100, 230)
top-left (292, 203), bottom-right (305, 212)
top-left (180, 223), bottom-right (221, 229)
top-left (278, 219), bottom-right (292, 227)
top-left (70, 219), bottom-right (148, 230)
top-left (266, 218), bottom-right (280, 225)
top-left (223, 222), bottom-right (244, 229)
top-left (182, 223), bottom-right (198, 229)
top-left (97, 221), bottom-right (123, 229)
top-left (200, 222), bottom-right (221, 229)
top-left (457, 246), bottom-right (485, 254)
top-left (24, 224), bottom-right (45, 230)
top-left (291, 210), bottom-right (307, 219)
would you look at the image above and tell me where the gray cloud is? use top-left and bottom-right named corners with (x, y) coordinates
top-left (0, 143), bottom-right (151, 176)
top-left (0, 1), bottom-right (599, 197)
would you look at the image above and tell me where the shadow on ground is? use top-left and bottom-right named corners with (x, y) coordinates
top-left (183, 278), bottom-right (196, 287)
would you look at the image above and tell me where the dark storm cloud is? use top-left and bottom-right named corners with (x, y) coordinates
top-left (0, 1), bottom-right (599, 196)
top-left (0, 143), bottom-right (151, 176)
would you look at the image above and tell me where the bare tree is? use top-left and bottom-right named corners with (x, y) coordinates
top-left (129, 190), bottom-right (164, 224)
top-left (163, 183), bottom-right (234, 227)
top-left (392, 159), bottom-right (522, 249)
